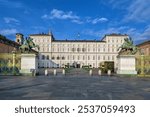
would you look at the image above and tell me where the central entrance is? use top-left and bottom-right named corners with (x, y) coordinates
top-left (76, 64), bottom-right (80, 68)
top-left (72, 62), bottom-right (81, 68)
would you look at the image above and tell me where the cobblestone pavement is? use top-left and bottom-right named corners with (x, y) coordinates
top-left (0, 75), bottom-right (150, 100)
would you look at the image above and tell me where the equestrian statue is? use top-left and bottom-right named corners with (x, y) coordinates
top-left (19, 37), bottom-right (39, 53)
top-left (117, 37), bottom-right (138, 55)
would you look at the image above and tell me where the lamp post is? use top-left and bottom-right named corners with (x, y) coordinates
top-left (12, 50), bottom-right (16, 75)
top-left (140, 55), bottom-right (144, 76)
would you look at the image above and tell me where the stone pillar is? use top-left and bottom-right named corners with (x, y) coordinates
top-left (98, 70), bottom-right (102, 76)
top-left (12, 51), bottom-right (16, 75)
top-left (62, 69), bottom-right (65, 75)
top-left (117, 55), bottom-right (137, 75)
top-left (140, 55), bottom-right (144, 75)
top-left (108, 70), bottom-right (111, 76)
top-left (89, 69), bottom-right (92, 76)
top-left (54, 69), bottom-right (57, 76)
top-left (45, 69), bottom-right (48, 76)
top-left (20, 54), bottom-right (38, 75)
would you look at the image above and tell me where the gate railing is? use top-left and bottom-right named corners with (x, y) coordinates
top-left (136, 55), bottom-right (150, 76)
top-left (0, 52), bottom-right (21, 75)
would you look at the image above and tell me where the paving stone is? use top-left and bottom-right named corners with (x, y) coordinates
top-left (0, 75), bottom-right (150, 99)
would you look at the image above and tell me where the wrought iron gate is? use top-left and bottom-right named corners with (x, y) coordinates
top-left (136, 55), bottom-right (150, 76)
top-left (0, 53), bottom-right (21, 75)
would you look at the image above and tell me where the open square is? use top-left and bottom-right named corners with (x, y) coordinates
top-left (0, 75), bottom-right (150, 100)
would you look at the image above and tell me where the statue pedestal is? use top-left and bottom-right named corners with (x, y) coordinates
top-left (117, 55), bottom-right (137, 75)
top-left (20, 54), bottom-right (38, 76)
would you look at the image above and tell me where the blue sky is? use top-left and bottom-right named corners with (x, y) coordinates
top-left (0, 0), bottom-right (150, 43)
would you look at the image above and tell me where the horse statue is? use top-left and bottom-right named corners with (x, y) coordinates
top-left (117, 37), bottom-right (138, 55)
top-left (19, 37), bottom-right (39, 53)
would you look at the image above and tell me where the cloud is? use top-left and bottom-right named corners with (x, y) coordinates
top-left (50, 9), bottom-right (79, 20)
top-left (124, 0), bottom-right (150, 22)
top-left (108, 0), bottom-right (132, 9)
top-left (139, 26), bottom-right (150, 40)
top-left (91, 18), bottom-right (108, 24)
top-left (71, 19), bottom-right (83, 24)
top-left (42, 9), bottom-right (83, 24)
top-left (0, 29), bottom-right (18, 36)
top-left (4, 17), bottom-right (20, 24)
top-left (42, 9), bottom-right (108, 25)
top-left (86, 17), bottom-right (108, 24)
top-left (82, 25), bottom-right (150, 42)
top-left (0, 0), bottom-right (24, 8)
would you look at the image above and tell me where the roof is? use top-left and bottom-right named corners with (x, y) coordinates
top-left (101, 33), bottom-right (128, 41)
top-left (30, 34), bottom-right (51, 36)
top-left (16, 33), bottom-right (24, 36)
top-left (53, 39), bottom-right (106, 43)
top-left (30, 31), bottom-right (54, 36)
top-left (0, 36), bottom-right (38, 53)
top-left (137, 40), bottom-right (150, 46)
top-left (0, 36), bottom-right (20, 47)
top-left (105, 33), bottom-right (128, 36)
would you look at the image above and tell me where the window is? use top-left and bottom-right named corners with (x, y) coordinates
top-left (103, 56), bottom-right (105, 60)
top-left (112, 56), bottom-right (114, 60)
top-left (93, 48), bottom-right (95, 51)
top-left (108, 56), bottom-right (110, 60)
top-left (62, 56), bottom-right (65, 60)
top-left (78, 56), bottom-right (80, 60)
top-left (57, 56), bottom-right (60, 60)
top-left (83, 56), bottom-right (85, 60)
top-left (77, 48), bottom-right (80, 52)
top-left (42, 55), bottom-right (45, 60)
top-left (72, 48), bottom-right (75, 52)
top-left (98, 56), bottom-right (100, 60)
top-left (82, 48), bottom-right (85, 52)
top-left (93, 56), bottom-right (95, 60)
top-left (47, 55), bottom-right (49, 60)
top-left (52, 56), bottom-right (55, 60)
top-left (88, 56), bottom-right (90, 60)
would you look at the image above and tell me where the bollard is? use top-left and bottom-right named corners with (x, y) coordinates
top-left (45, 69), bottom-right (48, 76)
top-left (89, 69), bottom-right (92, 76)
top-left (62, 69), bottom-right (65, 75)
top-left (98, 70), bottom-right (102, 76)
top-left (34, 69), bottom-right (36, 77)
top-left (108, 70), bottom-right (111, 76)
top-left (54, 69), bottom-right (57, 76)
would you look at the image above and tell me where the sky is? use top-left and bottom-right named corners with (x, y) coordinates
top-left (0, 0), bottom-right (150, 44)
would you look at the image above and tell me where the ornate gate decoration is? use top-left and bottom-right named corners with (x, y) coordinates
top-left (136, 55), bottom-right (150, 76)
top-left (0, 52), bottom-right (21, 75)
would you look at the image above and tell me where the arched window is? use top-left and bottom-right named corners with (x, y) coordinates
top-left (52, 56), bottom-right (55, 60)
top-left (57, 56), bottom-right (60, 60)
top-left (62, 56), bottom-right (65, 60)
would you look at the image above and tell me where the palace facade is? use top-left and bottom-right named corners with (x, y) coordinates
top-left (16, 33), bottom-right (129, 70)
